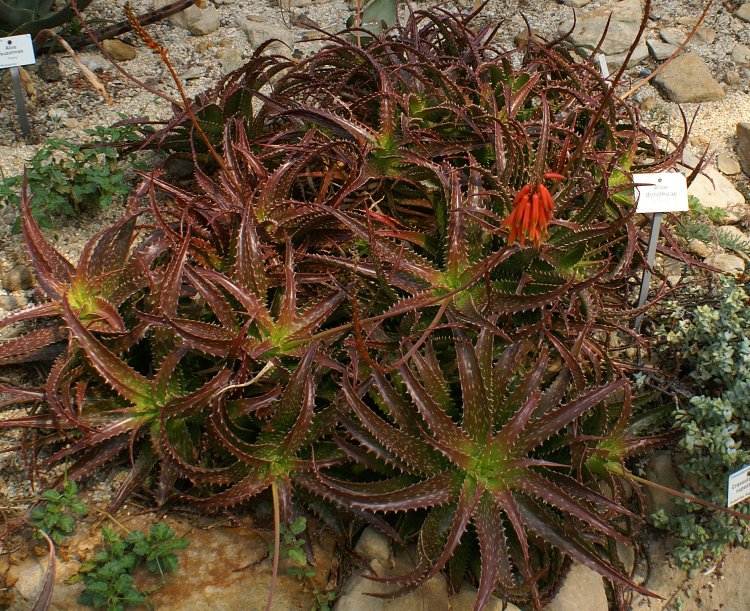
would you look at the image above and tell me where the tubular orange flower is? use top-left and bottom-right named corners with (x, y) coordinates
top-left (502, 177), bottom-right (559, 248)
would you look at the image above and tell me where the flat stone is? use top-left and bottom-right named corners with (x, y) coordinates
top-left (647, 39), bottom-right (678, 61)
top-left (558, 0), bottom-right (645, 58)
top-left (240, 16), bottom-right (293, 52)
top-left (2, 264), bottom-right (34, 291)
top-left (678, 156), bottom-right (746, 217)
top-left (102, 39), bottom-right (137, 62)
top-left (705, 252), bottom-right (745, 274)
top-left (606, 42), bottom-right (649, 70)
top-left (736, 122), bottom-right (750, 176)
top-left (659, 27), bottom-right (685, 46)
top-left (560, 0), bottom-right (592, 7)
top-left (726, 69), bottom-right (741, 85)
top-left (38, 56), bottom-right (63, 82)
top-left (154, 2), bottom-right (220, 36)
top-left (79, 54), bottom-right (110, 73)
top-left (219, 48), bottom-right (244, 75)
top-left (717, 154), bottom-right (741, 175)
top-left (547, 563), bottom-right (608, 611)
top-left (354, 527), bottom-right (391, 567)
top-left (652, 53), bottom-right (725, 103)
top-left (736, 3), bottom-right (750, 23)
top-left (0, 295), bottom-right (28, 311)
top-left (644, 451), bottom-right (682, 516)
top-left (687, 238), bottom-right (712, 258)
top-left (732, 44), bottom-right (750, 66)
top-left (695, 26), bottom-right (716, 44)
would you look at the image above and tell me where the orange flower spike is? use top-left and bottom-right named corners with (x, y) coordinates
top-left (544, 172), bottom-right (565, 181)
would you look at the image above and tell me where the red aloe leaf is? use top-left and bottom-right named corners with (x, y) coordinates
top-left (235, 201), bottom-right (267, 299)
top-left (159, 231), bottom-right (191, 318)
top-left (21, 174), bottom-right (73, 299)
top-left (398, 362), bottom-right (476, 466)
top-left (342, 375), bottom-right (446, 475)
top-left (272, 341), bottom-right (319, 431)
top-left (31, 528), bottom-right (55, 611)
top-left (0, 327), bottom-right (66, 366)
top-left (227, 385), bottom-right (281, 417)
top-left (446, 171), bottom-right (469, 281)
top-left (88, 297), bottom-right (127, 333)
top-left (138, 312), bottom-right (234, 357)
top-left (368, 479), bottom-right (483, 592)
top-left (409, 342), bottom-right (452, 417)
top-left (0, 302), bottom-right (60, 332)
top-left (184, 265), bottom-right (237, 330)
top-left (277, 244), bottom-right (298, 334)
top-left (516, 497), bottom-right (656, 597)
top-left (495, 389), bottom-right (542, 450)
top-left (209, 403), bottom-right (273, 470)
top-left (313, 470), bottom-right (459, 512)
top-left (517, 471), bottom-right (630, 545)
top-left (161, 368), bottom-right (232, 417)
top-left (474, 495), bottom-right (516, 608)
top-left (289, 290), bottom-right (346, 340)
top-left (178, 472), bottom-right (274, 508)
top-left (44, 418), bottom-right (139, 463)
top-left (517, 378), bottom-right (629, 454)
top-left (194, 267), bottom-right (273, 334)
top-left (78, 214), bottom-right (138, 281)
top-left (452, 326), bottom-right (490, 444)
top-left (61, 300), bottom-right (152, 406)
top-left (278, 375), bottom-right (315, 456)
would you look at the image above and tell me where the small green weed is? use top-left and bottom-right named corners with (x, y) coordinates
top-left (30, 480), bottom-right (88, 546)
top-left (271, 517), bottom-right (335, 610)
top-left (688, 195), bottom-right (728, 224)
top-left (0, 121), bottom-right (142, 230)
top-left (71, 523), bottom-right (188, 611)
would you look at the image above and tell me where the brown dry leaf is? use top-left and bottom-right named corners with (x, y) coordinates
top-left (38, 29), bottom-right (113, 105)
top-left (18, 67), bottom-right (36, 101)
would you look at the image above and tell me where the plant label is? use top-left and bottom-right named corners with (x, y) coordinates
top-left (633, 173), bottom-right (688, 214)
top-left (728, 464), bottom-right (750, 508)
top-left (0, 34), bottom-right (35, 70)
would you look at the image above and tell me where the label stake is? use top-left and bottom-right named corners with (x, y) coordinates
top-left (634, 212), bottom-right (663, 332)
top-left (10, 66), bottom-right (31, 137)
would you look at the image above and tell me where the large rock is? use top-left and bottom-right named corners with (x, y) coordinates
top-left (2, 264), bottom-right (33, 291)
top-left (102, 39), bottom-right (137, 62)
top-left (706, 252), bottom-right (746, 274)
top-left (678, 154), bottom-right (747, 221)
top-left (335, 528), bottom-right (517, 610)
top-left (647, 39), bottom-right (677, 61)
top-left (737, 122), bottom-right (750, 176)
top-left (6, 514), bottom-right (336, 611)
top-left (240, 16), bottom-right (293, 54)
top-left (737, 3), bottom-right (750, 23)
top-left (153, 2), bottom-right (221, 36)
top-left (547, 563), bottom-right (608, 611)
top-left (652, 53), bottom-right (725, 103)
top-left (558, 0), bottom-right (649, 68)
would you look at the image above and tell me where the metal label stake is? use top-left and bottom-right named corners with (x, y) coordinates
top-left (1, 34), bottom-right (37, 138)
top-left (633, 212), bottom-right (663, 332)
top-left (631, 172), bottom-right (688, 331)
top-left (9, 66), bottom-right (30, 137)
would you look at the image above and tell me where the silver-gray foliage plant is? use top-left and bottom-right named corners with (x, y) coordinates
top-left (651, 276), bottom-right (750, 572)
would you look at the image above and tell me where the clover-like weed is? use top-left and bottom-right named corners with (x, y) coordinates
top-left (30, 480), bottom-right (88, 546)
top-left (73, 523), bottom-right (188, 610)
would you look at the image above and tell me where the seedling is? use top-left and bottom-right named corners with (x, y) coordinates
top-left (30, 480), bottom-right (88, 546)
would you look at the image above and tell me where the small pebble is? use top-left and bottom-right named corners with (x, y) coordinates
top-left (2, 265), bottom-right (34, 292)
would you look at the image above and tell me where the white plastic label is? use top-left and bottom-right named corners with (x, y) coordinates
top-left (0, 34), bottom-right (36, 70)
top-left (728, 464), bottom-right (750, 508)
top-left (634, 173), bottom-right (689, 214)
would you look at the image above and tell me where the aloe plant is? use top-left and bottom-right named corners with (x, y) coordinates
top-left (0, 0), bottom-right (96, 38)
top-left (0, 4), bottom-right (694, 609)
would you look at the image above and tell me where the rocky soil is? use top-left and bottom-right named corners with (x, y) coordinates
top-left (2, 0), bottom-right (750, 609)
